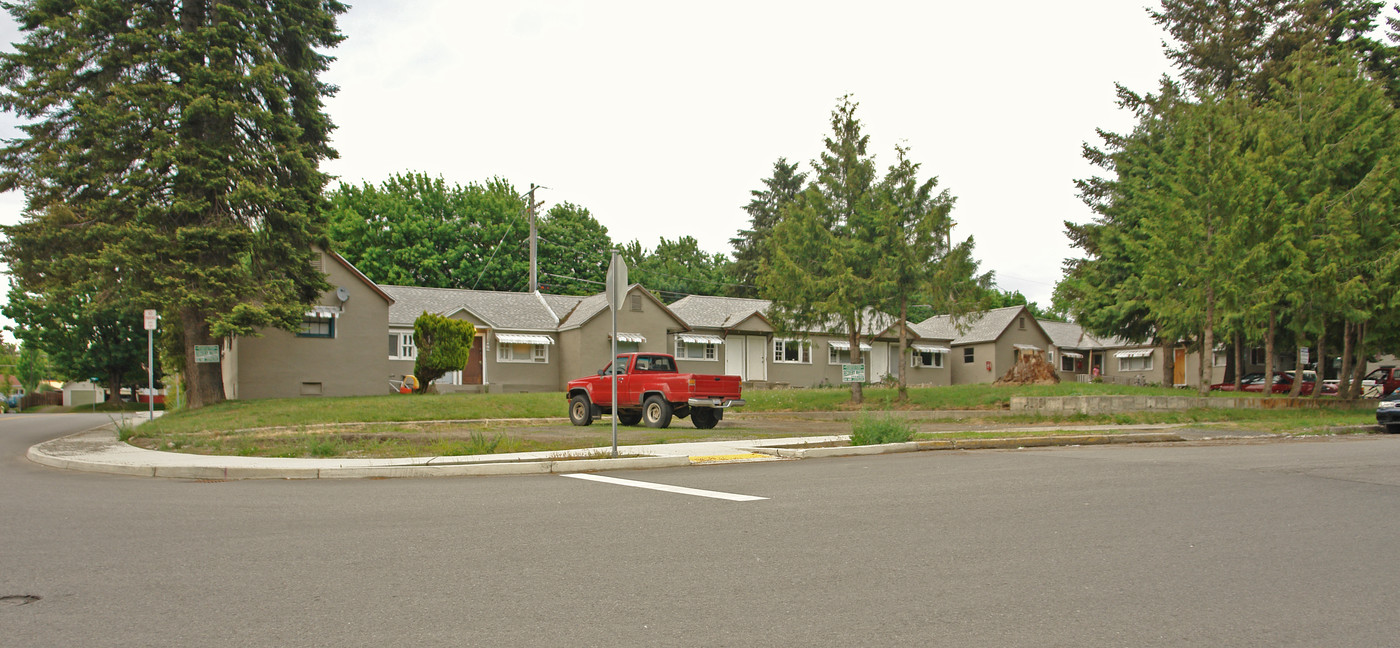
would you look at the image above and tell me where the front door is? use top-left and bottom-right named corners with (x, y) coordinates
top-left (1173, 347), bottom-right (1187, 385)
top-left (725, 336), bottom-right (745, 379)
top-left (871, 342), bottom-right (890, 381)
top-left (746, 335), bottom-right (767, 381)
top-left (464, 335), bottom-right (484, 385)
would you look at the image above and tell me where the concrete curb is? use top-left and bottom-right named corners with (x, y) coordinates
top-left (750, 432), bottom-right (1184, 459)
top-left (26, 437), bottom-right (692, 480)
top-left (26, 422), bottom-right (1184, 481)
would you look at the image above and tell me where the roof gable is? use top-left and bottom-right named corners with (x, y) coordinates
top-left (558, 284), bottom-right (689, 331)
top-left (914, 306), bottom-right (1046, 346)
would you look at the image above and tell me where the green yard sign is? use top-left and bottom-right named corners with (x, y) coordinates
top-left (842, 363), bottom-right (866, 383)
top-left (194, 345), bottom-right (221, 363)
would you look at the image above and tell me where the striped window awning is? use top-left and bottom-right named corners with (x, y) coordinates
top-left (497, 333), bottom-right (555, 345)
top-left (828, 340), bottom-right (873, 351)
top-left (911, 344), bottom-right (951, 353)
top-left (1115, 349), bottom-right (1153, 358)
top-left (306, 305), bottom-right (342, 318)
top-left (614, 332), bottom-right (646, 343)
top-left (1061, 351), bottom-right (1085, 359)
top-left (1013, 344), bottom-right (1043, 352)
top-left (677, 333), bottom-right (724, 344)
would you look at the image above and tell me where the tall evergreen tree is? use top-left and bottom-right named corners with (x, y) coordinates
top-left (760, 96), bottom-right (883, 404)
top-left (872, 145), bottom-right (990, 401)
top-left (0, 1), bottom-right (346, 408)
top-left (730, 158), bottom-right (806, 297)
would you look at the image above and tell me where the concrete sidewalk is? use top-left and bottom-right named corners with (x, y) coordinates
top-left (26, 412), bottom-right (1192, 480)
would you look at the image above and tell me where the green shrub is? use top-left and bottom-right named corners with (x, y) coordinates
top-left (850, 414), bottom-right (915, 446)
top-left (466, 431), bottom-right (504, 454)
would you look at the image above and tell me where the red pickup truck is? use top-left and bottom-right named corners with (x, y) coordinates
top-left (566, 352), bottom-right (745, 429)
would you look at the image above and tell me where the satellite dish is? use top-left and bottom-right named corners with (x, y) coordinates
top-left (336, 286), bottom-right (350, 302)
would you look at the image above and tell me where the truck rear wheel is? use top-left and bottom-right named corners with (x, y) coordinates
top-left (642, 396), bottom-right (673, 428)
top-left (569, 395), bottom-right (593, 426)
top-left (691, 408), bottom-right (718, 430)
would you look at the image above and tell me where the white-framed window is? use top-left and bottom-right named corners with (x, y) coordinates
top-left (963, 347), bottom-right (975, 363)
top-left (1249, 347), bottom-right (1266, 365)
top-left (1060, 354), bottom-right (1077, 372)
top-left (498, 343), bottom-right (548, 363)
top-left (1118, 355), bottom-right (1153, 372)
top-left (675, 339), bottom-right (717, 361)
top-left (1213, 349), bottom-right (1228, 367)
top-left (828, 345), bottom-right (853, 365)
top-left (773, 339), bottom-right (811, 364)
top-left (389, 331), bottom-right (416, 360)
top-left (913, 350), bottom-right (944, 368)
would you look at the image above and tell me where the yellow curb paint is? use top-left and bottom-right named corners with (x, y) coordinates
top-left (689, 453), bottom-right (774, 463)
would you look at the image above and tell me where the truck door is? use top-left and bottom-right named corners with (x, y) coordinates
top-left (613, 355), bottom-right (641, 406)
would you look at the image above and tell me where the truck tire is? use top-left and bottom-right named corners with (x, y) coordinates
top-left (691, 408), bottom-right (718, 430)
top-left (617, 411), bottom-right (642, 426)
top-left (642, 395), bottom-right (673, 428)
top-left (569, 394), bottom-right (593, 426)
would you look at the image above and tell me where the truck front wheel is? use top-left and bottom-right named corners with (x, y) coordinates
top-left (569, 395), bottom-right (594, 426)
top-left (691, 408), bottom-right (718, 430)
top-left (642, 396), bottom-right (673, 428)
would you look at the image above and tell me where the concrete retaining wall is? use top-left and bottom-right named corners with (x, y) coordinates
top-left (1011, 395), bottom-right (1376, 415)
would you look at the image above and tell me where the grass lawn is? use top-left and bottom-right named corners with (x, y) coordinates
top-left (123, 383), bottom-right (1380, 459)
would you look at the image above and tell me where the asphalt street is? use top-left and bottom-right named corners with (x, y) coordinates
top-left (4, 413), bottom-right (1400, 647)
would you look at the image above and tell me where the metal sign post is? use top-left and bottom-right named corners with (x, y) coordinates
top-left (144, 310), bottom-right (157, 420)
top-left (606, 250), bottom-right (627, 458)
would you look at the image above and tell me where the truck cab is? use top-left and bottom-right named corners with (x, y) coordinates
top-left (566, 352), bottom-right (744, 430)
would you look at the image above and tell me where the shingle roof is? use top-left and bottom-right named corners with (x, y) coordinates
top-left (380, 285), bottom-right (564, 331)
top-left (1039, 320), bottom-right (1138, 349)
top-left (558, 292), bottom-right (610, 330)
top-left (913, 305), bottom-right (1029, 345)
top-left (668, 295), bottom-right (771, 328)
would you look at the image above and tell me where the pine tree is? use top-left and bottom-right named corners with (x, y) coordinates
top-left (0, 1), bottom-right (346, 408)
top-left (760, 96), bottom-right (884, 404)
top-left (872, 145), bottom-right (990, 401)
top-left (730, 158), bottom-right (806, 298)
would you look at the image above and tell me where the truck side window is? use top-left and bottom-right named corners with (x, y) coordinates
top-left (613, 356), bottom-right (629, 374)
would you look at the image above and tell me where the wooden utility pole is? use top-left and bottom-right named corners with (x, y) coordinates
top-left (528, 183), bottom-right (539, 293)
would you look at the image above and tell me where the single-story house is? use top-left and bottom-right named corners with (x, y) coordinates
top-left (379, 282), bottom-right (693, 393)
top-left (912, 306), bottom-right (1053, 384)
top-left (228, 250), bottom-right (1337, 399)
top-left (668, 295), bottom-right (953, 388)
top-left (224, 249), bottom-right (395, 399)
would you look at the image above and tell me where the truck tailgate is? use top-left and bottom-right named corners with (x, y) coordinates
top-left (689, 374), bottom-right (742, 399)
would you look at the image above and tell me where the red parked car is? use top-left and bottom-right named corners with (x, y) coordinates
top-left (566, 352), bottom-right (745, 429)
top-left (1210, 371), bottom-right (1334, 395)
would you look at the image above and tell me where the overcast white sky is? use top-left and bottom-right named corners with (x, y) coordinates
top-left (0, 1), bottom-right (1178, 338)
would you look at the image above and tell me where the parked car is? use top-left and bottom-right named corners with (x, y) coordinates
top-left (1209, 373), bottom-right (1267, 392)
top-left (1376, 391), bottom-right (1400, 432)
top-left (1209, 371), bottom-right (1333, 395)
top-left (1360, 367), bottom-right (1400, 398)
top-left (566, 352), bottom-right (745, 429)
